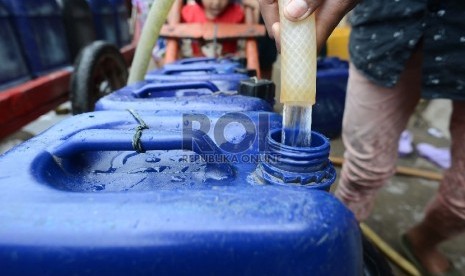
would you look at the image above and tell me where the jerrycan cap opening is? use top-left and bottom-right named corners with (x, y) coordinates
top-left (257, 128), bottom-right (336, 191)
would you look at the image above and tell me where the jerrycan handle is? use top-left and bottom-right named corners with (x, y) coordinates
top-left (47, 129), bottom-right (233, 176)
top-left (162, 64), bottom-right (218, 74)
top-left (132, 81), bottom-right (220, 98)
top-left (176, 57), bottom-right (216, 64)
top-left (48, 129), bottom-right (223, 158)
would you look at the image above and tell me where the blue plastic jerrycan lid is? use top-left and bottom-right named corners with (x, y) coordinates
top-left (0, 0), bottom-right (62, 16)
top-left (132, 81), bottom-right (220, 98)
top-left (258, 128), bottom-right (336, 191)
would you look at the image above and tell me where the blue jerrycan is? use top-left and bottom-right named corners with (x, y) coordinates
top-left (56, 0), bottom-right (97, 61)
top-left (173, 56), bottom-right (244, 65)
top-left (86, 0), bottom-right (118, 46)
top-left (313, 57), bottom-right (349, 138)
top-left (94, 80), bottom-right (273, 112)
top-left (170, 57), bottom-right (255, 75)
top-left (0, 110), bottom-right (362, 275)
top-left (0, 2), bottom-right (30, 90)
top-left (0, 0), bottom-right (70, 76)
top-left (145, 63), bottom-right (252, 91)
top-left (108, 0), bottom-right (130, 47)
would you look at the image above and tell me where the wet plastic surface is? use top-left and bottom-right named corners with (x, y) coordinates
top-left (0, 110), bottom-right (362, 275)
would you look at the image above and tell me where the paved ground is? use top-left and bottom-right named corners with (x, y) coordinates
top-left (330, 117), bottom-right (465, 275)
top-left (0, 103), bottom-right (71, 155)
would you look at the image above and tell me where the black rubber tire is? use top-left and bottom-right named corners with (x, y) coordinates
top-left (70, 41), bottom-right (128, 115)
top-left (362, 233), bottom-right (394, 276)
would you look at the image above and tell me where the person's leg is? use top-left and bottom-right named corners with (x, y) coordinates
top-left (406, 100), bottom-right (465, 274)
top-left (334, 48), bottom-right (423, 221)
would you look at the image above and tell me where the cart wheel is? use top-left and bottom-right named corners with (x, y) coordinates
top-left (70, 41), bottom-right (128, 115)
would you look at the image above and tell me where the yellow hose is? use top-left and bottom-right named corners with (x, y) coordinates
top-left (278, 0), bottom-right (316, 106)
top-left (127, 0), bottom-right (176, 84)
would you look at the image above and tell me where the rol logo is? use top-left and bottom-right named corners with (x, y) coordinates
top-left (182, 112), bottom-right (272, 156)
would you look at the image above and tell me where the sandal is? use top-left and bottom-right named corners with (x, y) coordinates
top-left (400, 234), bottom-right (461, 276)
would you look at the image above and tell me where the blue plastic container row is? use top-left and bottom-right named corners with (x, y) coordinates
top-left (99, 56), bottom-right (349, 138)
top-left (0, 56), bottom-right (363, 274)
top-left (87, 0), bottom-right (131, 47)
top-left (312, 57), bottom-right (349, 138)
top-left (94, 80), bottom-right (273, 112)
top-left (0, 2), bottom-right (30, 90)
top-left (145, 58), bottom-right (250, 91)
top-left (0, 0), bottom-right (70, 78)
top-left (0, 0), bottom-right (131, 88)
top-left (95, 56), bottom-right (270, 111)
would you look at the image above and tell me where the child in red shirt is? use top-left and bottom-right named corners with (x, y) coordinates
top-left (181, 0), bottom-right (245, 57)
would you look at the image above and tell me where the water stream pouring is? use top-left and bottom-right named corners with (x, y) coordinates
top-left (278, 0), bottom-right (316, 147)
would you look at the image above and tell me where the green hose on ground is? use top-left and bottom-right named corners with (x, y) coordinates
top-left (127, 0), bottom-right (176, 84)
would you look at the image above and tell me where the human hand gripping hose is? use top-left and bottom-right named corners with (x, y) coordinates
top-left (278, 0), bottom-right (316, 147)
